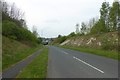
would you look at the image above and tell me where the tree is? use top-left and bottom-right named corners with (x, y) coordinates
top-left (109, 0), bottom-right (120, 31)
top-left (1, 0), bottom-right (39, 46)
top-left (88, 18), bottom-right (95, 29)
top-left (90, 19), bottom-right (107, 34)
top-left (100, 1), bottom-right (110, 32)
top-left (81, 22), bottom-right (87, 35)
top-left (20, 19), bottom-right (27, 29)
top-left (37, 37), bottom-right (42, 44)
top-left (68, 32), bottom-right (76, 37)
top-left (2, 2), bottom-right (8, 14)
top-left (58, 35), bottom-right (62, 38)
top-left (32, 26), bottom-right (38, 37)
top-left (10, 3), bottom-right (24, 20)
top-left (75, 24), bottom-right (80, 34)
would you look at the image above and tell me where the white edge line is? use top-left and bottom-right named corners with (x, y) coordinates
top-left (73, 56), bottom-right (104, 73)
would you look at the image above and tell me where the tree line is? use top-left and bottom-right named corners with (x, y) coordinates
top-left (76, 0), bottom-right (120, 35)
top-left (1, 0), bottom-right (41, 46)
top-left (55, 0), bottom-right (120, 44)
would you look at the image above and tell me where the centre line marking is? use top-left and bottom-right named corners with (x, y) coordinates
top-left (62, 51), bottom-right (68, 55)
top-left (73, 56), bottom-right (104, 73)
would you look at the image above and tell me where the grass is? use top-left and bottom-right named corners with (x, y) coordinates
top-left (0, 35), bottom-right (2, 72)
top-left (60, 46), bottom-right (119, 60)
top-left (17, 47), bottom-right (48, 78)
top-left (2, 36), bottom-right (43, 70)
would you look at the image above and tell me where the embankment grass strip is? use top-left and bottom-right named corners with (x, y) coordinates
top-left (60, 46), bottom-right (118, 60)
top-left (17, 47), bottom-right (48, 78)
top-left (3, 45), bottom-right (43, 70)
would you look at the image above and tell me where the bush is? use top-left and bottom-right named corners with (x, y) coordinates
top-left (2, 20), bottom-right (39, 46)
top-left (2, 20), bottom-right (18, 38)
top-left (101, 36), bottom-right (118, 50)
top-left (58, 36), bottom-right (67, 43)
top-left (68, 32), bottom-right (76, 37)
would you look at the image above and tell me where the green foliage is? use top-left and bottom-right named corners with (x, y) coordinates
top-left (100, 2), bottom-right (110, 20)
top-left (90, 1), bottom-right (110, 34)
top-left (81, 22), bottom-right (87, 35)
top-left (2, 12), bottom-right (11, 21)
top-left (60, 46), bottom-right (118, 60)
top-left (17, 47), bottom-right (48, 78)
top-left (58, 35), bottom-right (62, 38)
top-left (68, 32), bottom-right (76, 37)
top-left (56, 36), bottom-right (67, 44)
top-left (2, 11), bottom-right (24, 27)
top-left (2, 20), bottom-right (39, 46)
top-left (100, 2), bottom-right (110, 32)
top-left (2, 36), bottom-right (42, 70)
top-left (37, 37), bottom-right (42, 44)
top-left (55, 35), bottom-right (68, 43)
top-left (101, 36), bottom-right (118, 50)
top-left (81, 1), bottom-right (119, 35)
top-left (59, 36), bottom-right (67, 43)
top-left (110, 1), bottom-right (120, 31)
top-left (90, 19), bottom-right (107, 34)
top-left (2, 0), bottom-right (41, 46)
top-left (2, 20), bottom-right (18, 38)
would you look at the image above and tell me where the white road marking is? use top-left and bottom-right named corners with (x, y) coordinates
top-left (61, 50), bottom-right (104, 73)
top-left (62, 51), bottom-right (68, 55)
top-left (73, 56), bottom-right (104, 73)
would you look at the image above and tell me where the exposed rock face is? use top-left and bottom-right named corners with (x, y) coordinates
top-left (60, 32), bottom-right (118, 50)
top-left (60, 40), bottom-right (70, 46)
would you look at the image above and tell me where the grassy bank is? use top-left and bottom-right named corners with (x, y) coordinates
top-left (60, 46), bottom-right (118, 60)
top-left (0, 35), bottom-right (2, 72)
top-left (2, 36), bottom-right (43, 70)
top-left (17, 47), bottom-right (48, 78)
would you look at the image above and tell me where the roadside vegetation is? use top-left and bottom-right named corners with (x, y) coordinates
top-left (2, 1), bottom-right (42, 46)
top-left (52, 1), bottom-right (119, 45)
top-left (60, 46), bottom-right (118, 60)
top-left (0, 35), bottom-right (1, 72)
top-left (52, 1), bottom-right (119, 60)
top-left (17, 47), bottom-right (48, 78)
top-left (2, 36), bottom-right (43, 70)
top-left (1, 0), bottom-right (43, 70)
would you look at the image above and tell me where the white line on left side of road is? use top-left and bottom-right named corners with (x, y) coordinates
top-left (73, 56), bottom-right (104, 73)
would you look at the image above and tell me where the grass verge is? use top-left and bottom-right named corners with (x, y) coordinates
top-left (17, 47), bottom-right (48, 78)
top-left (0, 35), bottom-right (1, 72)
top-left (2, 36), bottom-right (43, 70)
top-left (3, 46), bottom-right (42, 70)
top-left (60, 46), bottom-right (119, 60)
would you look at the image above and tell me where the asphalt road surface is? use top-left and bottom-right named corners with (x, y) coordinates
top-left (47, 46), bottom-right (118, 78)
top-left (2, 49), bottom-right (43, 78)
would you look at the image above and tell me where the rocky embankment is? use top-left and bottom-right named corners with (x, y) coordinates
top-left (60, 32), bottom-right (118, 50)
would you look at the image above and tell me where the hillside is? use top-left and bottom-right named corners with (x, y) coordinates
top-left (57, 31), bottom-right (119, 60)
top-left (2, 36), bottom-right (41, 70)
top-left (60, 32), bottom-right (118, 51)
top-left (0, 35), bottom-right (1, 72)
top-left (1, 0), bottom-right (43, 71)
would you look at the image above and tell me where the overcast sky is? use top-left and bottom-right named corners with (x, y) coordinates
top-left (6, 0), bottom-right (113, 38)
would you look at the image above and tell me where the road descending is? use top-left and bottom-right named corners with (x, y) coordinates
top-left (47, 46), bottom-right (118, 78)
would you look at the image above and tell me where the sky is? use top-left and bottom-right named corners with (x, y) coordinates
top-left (5, 0), bottom-right (113, 38)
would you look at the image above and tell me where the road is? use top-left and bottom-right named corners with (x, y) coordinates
top-left (47, 46), bottom-right (118, 78)
top-left (2, 49), bottom-right (43, 78)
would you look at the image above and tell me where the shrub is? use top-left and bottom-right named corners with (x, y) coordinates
top-left (101, 36), bottom-right (118, 50)
top-left (2, 20), bottom-right (39, 46)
